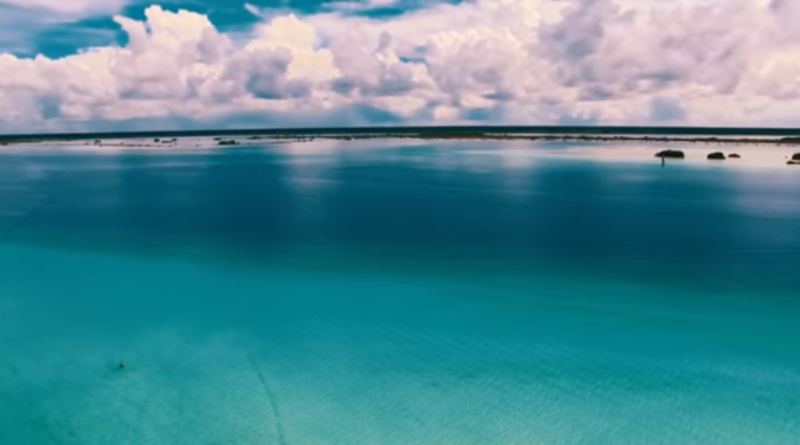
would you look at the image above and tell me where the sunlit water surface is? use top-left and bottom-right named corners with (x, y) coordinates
top-left (1, 140), bottom-right (799, 444)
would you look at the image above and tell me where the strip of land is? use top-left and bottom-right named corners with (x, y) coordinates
top-left (2, 126), bottom-right (799, 166)
top-left (4, 125), bottom-right (800, 145)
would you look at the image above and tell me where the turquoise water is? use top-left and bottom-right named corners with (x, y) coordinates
top-left (1, 140), bottom-right (799, 444)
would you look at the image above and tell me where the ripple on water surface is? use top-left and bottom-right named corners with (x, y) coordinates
top-left (0, 142), bottom-right (799, 444)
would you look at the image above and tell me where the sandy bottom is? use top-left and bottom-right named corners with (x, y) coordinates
top-left (1, 243), bottom-right (799, 445)
top-left (558, 143), bottom-right (797, 167)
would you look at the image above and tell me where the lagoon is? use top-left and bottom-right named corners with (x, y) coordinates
top-left (1, 140), bottom-right (799, 444)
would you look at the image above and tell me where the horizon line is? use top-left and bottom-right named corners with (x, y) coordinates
top-left (3, 124), bottom-right (800, 142)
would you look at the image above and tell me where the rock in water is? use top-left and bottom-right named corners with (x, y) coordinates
top-left (729, 153), bottom-right (741, 159)
top-left (792, 153), bottom-right (800, 161)
top-left (707, 152), bottom-right (726, 160)
top-left (655, 150), bottom-right (685, 159)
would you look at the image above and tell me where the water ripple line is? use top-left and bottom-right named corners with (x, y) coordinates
top-left (246, 352), bottom-right (287, 445)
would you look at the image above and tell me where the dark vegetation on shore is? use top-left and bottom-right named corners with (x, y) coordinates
top-left (6, 125), bottom-right (800, 145)
top-left (259, 133), bottom-right (800, 146)
top-left (655, 150), bottom-right (685, 159)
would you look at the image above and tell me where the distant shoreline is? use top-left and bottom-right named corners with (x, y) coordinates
top-left (4, 131), bottom-right (800, 147)
top-left (3, 130), bottom-right (800, 165)
top-left (5, 125), bottom-right (800, 145)
top-left (264, 133), bottom-right (800, 146)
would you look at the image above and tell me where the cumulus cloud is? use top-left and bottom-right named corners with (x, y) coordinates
top-left (0, 0), bottom-right (126, 16)
top-left (324, 0), bottom-right (402, 13)
top-left (2, 0), bottom-right (800, 132)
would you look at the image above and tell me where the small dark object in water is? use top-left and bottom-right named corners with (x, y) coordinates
top-left (217, 140), bottom-right (239, 146)
top-left (655, 149), bottom-right (684, 159)
top-left (728, 153), bottom-right (741, 159)
top-left (788, 159), bottom-right (800, 165)
top-left (119, 360), bottom-right (126, 369)
top-left (707, 152), bottom-right (726, 160)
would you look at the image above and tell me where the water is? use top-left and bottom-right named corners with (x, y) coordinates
top-left (1, 140), bottom-right (799, 444)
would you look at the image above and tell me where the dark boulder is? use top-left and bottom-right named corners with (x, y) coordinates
top-left (707, 152), bottom-right (726, 160)
top-left (792, 153), bottom-right (800, 161)
top-left (728, 153), bottom-right (741, 159)
top-left (655, 149), bottom-right (685, 159)
top-left (788, 159), bottom-right (800, 165)
top-left (217, 140), bottom-right (239, 146)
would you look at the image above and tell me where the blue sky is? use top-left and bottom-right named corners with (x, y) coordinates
top-left (0, 0), bottom-right (799, 132)
top-left (4, 1), bottom-right (457, 59)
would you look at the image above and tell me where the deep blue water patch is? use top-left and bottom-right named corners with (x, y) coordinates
top-left (1, 141), bottom-right (799, 444)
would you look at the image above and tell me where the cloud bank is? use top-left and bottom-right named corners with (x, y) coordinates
top-left (1, 0), bottom-right (799, 132)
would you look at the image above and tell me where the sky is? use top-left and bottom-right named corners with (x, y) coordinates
top-left (0, 0), bottom-right (799, 133)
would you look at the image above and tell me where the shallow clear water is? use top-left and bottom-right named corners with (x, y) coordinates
top-left (1, 140), bottom-right (799, 444)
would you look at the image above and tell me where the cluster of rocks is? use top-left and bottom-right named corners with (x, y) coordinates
top-left (706, 152), bottom-right (741, 160)
top-left (656, 150), bottom-right (800, 164)
top-left (655, 150), bottom-right (685, 159)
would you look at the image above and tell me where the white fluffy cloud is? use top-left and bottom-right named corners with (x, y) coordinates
top-left (0, 0), bottom-right (126, 16)
top-left (2, 0), bottom-right (800, 132)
